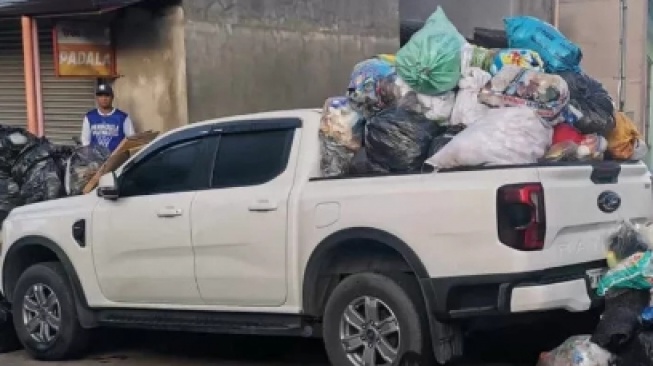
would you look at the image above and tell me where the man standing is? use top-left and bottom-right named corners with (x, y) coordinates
top-left (81, 84), bottom-right (135, 152)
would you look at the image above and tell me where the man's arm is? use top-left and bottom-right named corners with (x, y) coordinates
top-left (123, 116), bottom-right (136, 137)
top-left (80, 116), bottom-right (91, 146)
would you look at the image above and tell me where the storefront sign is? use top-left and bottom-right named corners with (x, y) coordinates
top-left (53, 22), bottom-right (116, 77)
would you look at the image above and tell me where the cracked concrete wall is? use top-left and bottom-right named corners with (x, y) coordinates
top-left (183, 0), bottom-right (400, 123)
top-left (112, 2), bottom-right (189, 133)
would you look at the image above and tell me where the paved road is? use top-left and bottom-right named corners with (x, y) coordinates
top-left (0, 328), bottom-right (548, 366)
top-left (0, 312), bottom-right (599, 366)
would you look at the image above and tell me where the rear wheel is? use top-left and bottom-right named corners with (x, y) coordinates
top-left (323, 273), bottom-right (431, 366)
top-left (12, 262), bottom-right (90, 360)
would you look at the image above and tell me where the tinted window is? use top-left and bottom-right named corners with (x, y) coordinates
top-left (120, 139), bottom-right (205, 197)
top-left (211, 129), bottom-right (294, 188)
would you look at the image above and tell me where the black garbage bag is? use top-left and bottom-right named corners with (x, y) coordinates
top-left (365, 106), bottom-right (440, 173)
top-left (12, 139), bottom-right (65, 204)
top-left (19, 159), bottom-right (64, 204)
top-left (65, 145), bottom-right (110, 196)
top-left (557, 72), bottom-right (616, 136)
top-left (591, 288), bottom-right (651, 353)
top-left (0, 127), bottom-right (36, 173)
top-left (349, 149), bottom-right (393, 175)
top-left (472, 27), bottom-right (509, 49)
top-left (616, 331), bottom-right (653, 366)
top-left (0, 174), bottom-right (22, 225)
top-left (427, 124), bottom-right (467, 158)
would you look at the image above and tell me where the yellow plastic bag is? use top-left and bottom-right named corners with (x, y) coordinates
top-left (607, 112), bottom-right (641, 160)
top-left (375, 54), bottom-right (396, 65)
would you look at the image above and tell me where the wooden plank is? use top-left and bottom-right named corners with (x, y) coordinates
top-left (82, 131), bottom-right (159, 194)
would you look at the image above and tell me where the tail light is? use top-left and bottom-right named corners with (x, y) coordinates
top-left (496, 183), bottom-right (546, 251)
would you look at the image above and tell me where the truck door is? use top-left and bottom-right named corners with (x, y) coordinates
top-left (191, 119), bottom-right (301, 307)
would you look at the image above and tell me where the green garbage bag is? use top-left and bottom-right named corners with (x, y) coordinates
top-left (597, 251), bottom-right (653, 296)
top-left (395, 7), bottom-right (466, 96)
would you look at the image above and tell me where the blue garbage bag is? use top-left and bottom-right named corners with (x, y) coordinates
top-left (505, 16), bottom-right (582, 73)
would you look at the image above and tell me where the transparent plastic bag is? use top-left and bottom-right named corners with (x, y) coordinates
top-left (427, 107), bottom-right (553, 169)
top-left (365, 105), bottom-right (440, 173)
top-left (450, 67), bottom-right (491, 126)
top-left (319, 132), bottom-right (355, 178)
top-left (320, 97), bottom-right (364, 151)
top-left (65, 145), bottom-right (110, 196)
top-left (0, 176), bottom-right (22, 225)
top-left (396, 6), bottom-right (465, 95)
top-left (479, 65), bottom-right (570, 124)
top-left (347, 59), bottom-right (397, 118)
top-left (460, 43), bottom-right (496, 74)
top-left (537, 335), bottom-right (613, 366)
top-left (394, 76), bottom-right (455, 122)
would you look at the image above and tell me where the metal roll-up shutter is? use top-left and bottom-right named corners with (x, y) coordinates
top-left (0, 21), bottom-right (28, 130)
top-left (39, 26), bottom-right (96, 145)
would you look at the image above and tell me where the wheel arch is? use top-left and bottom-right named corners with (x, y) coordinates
top-left (2, 235), bottom-right (97, 328)
top-left (301, 227), bottom-right (429, 317)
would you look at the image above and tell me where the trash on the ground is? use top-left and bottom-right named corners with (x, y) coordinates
top-left (591, 289), bottom-right (651, 353)
top-left (450, 67), bottom-right (491, 126)
top-left (536, 335), bottom-right (613, 366)
top-left (505, 15), bottom-right (582, 73)
top-left (597, 223), bottom-right (653, 296)
top-left (489, 48), bottom-right (545, 75)
top-left (395, 6), bottom-right (466, 96)
top-left (427, 107), bottom-right (552, 169)
top-left (65, 145), bottom-right (111, 196)
top-left (364, 101), bottom-right (441, 173)
top-left (394, 76), bottom-right (455, 122)
top-left (478, 65), bottom-right (570, 123)
top-left (607, 112), bottom-right (645, 160)
top-left (558, 72), bottom-right (616, 136)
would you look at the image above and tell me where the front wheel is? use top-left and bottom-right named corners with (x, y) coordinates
top-left (12, 262), bottom-right (90, 361)
top-left (323, 273), bottom-right (431, 366)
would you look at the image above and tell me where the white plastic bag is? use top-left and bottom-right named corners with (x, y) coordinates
top-left (395, 77), bottom-right (455, 122)
top-left (450, 67), bottom-right (492, 126)
top-left (427, 106), bottom-right (553, 169)
top-left (537, 335), bottom-right (613, 366)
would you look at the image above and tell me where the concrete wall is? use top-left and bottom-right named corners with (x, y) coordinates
top-left (400, 0), bottom-right (553, 38)
top-left (112, 1), bottom-right (189, 133)
top-left (183, 0), bottom-right (400, 123)
top-left (558, 0), bottom-right (648, 130)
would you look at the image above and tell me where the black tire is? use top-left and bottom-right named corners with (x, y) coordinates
top-left (0, 317), bottom-right (20, 353)
top-left (323, 272), bottom-right (432, 366)
top-left (12, 262), bottom-right (90, 360)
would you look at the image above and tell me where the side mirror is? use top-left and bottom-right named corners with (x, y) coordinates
top-left (97, 172), bottom-right (119, 200)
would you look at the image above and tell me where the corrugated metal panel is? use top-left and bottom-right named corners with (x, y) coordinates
top-left (39, 27), bottom-right (96, 145)
top-left (0, 21), bottom-right (28, 130)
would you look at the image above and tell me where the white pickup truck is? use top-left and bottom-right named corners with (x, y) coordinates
top-left (0, 109), bottom-right (651, 365)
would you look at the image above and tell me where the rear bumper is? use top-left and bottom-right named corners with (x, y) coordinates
top-left (423, 260), bottom-right (607, 320)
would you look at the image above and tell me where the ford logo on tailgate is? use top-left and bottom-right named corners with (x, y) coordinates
top-left (597, 191), bottom-right (621, 213)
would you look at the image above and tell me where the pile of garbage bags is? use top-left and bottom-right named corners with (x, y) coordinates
top-left (538, 222), bottom-right (653, 366)
top-left (319, 8), bottom-right (648, 177)
top-left (0, 127), bottom-right (109, 223)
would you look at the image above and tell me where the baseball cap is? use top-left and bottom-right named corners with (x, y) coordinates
top-left (96, 84), bottom-right (114, 96)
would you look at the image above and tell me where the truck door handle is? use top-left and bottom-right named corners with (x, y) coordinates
top-left (157, 207), bottom-right (183, 218)
top-left (248, 200), bottom-right (278, 212)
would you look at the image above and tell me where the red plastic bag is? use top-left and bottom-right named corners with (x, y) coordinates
top-left (553, 123), bottom-right (583, 145)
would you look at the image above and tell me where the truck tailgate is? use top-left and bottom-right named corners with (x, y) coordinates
top-left (537, 162), bottom-right (652, 268)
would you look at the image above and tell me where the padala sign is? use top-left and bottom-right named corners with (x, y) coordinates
top-left (54, 21), bottom-right (116, 77)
